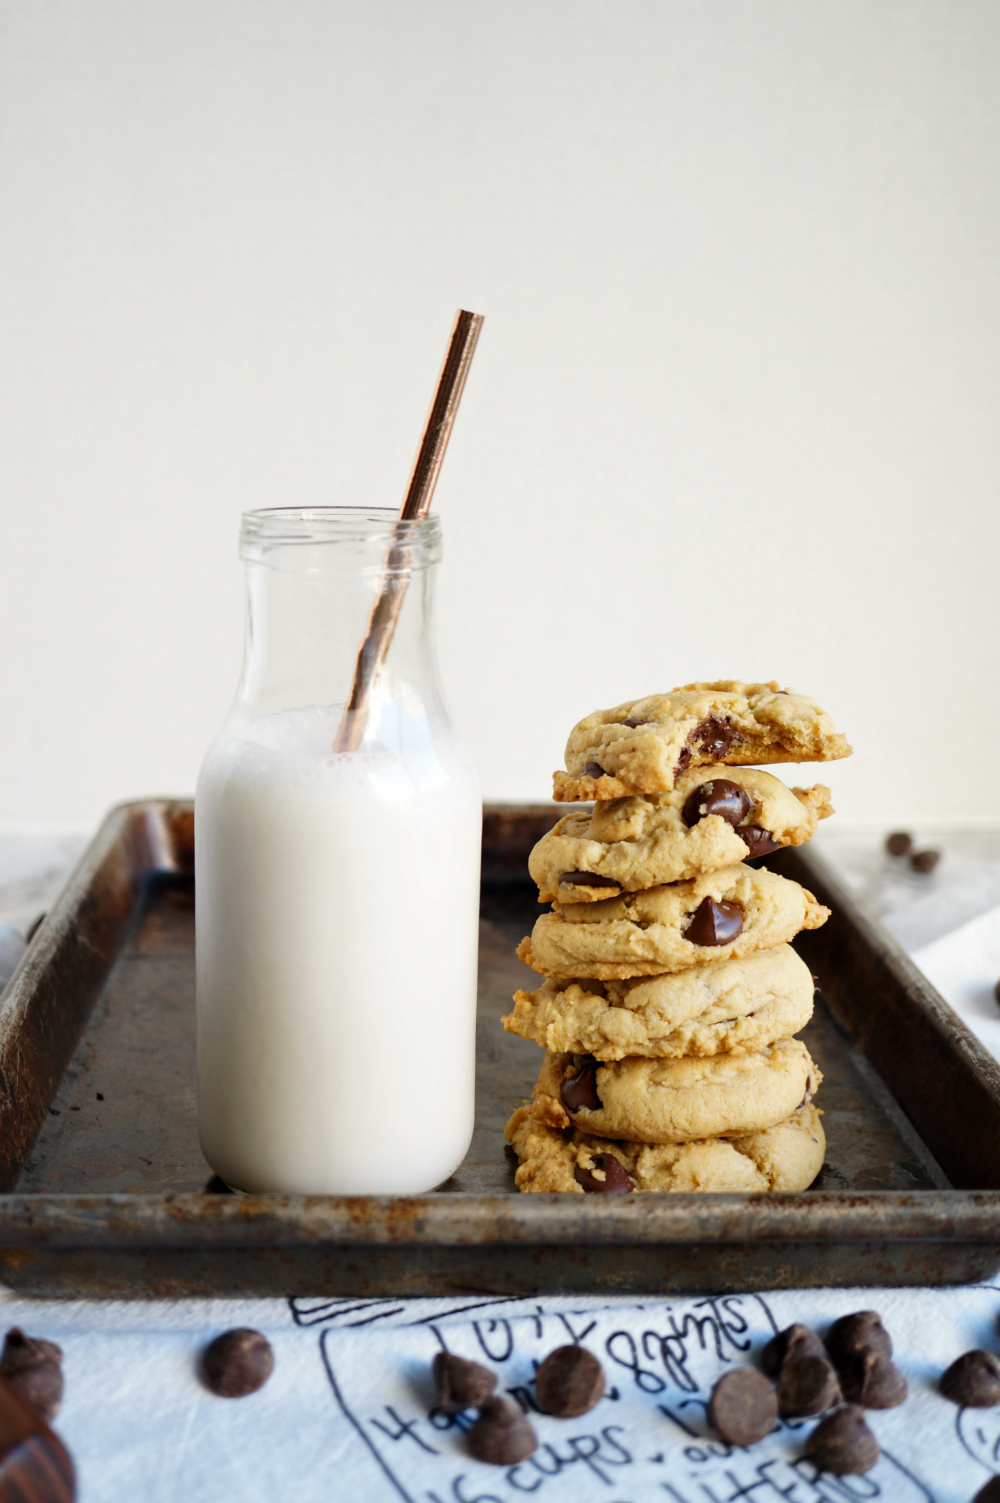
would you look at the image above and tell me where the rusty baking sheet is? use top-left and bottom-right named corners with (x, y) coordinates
top-left (0, 799), bottom-right (998, 1297)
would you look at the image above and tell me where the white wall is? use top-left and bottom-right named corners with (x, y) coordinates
top-left (1, 0), bottom-right (998, 830)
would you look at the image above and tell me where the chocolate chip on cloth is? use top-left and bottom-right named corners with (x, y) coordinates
top-left (910, 849), bottom-right (941, 874)
top-left (467, 1396), bottom-right (537, 1465)
top-left (975, 1478), bottom-right (1000, 1502)
top-left (432, 1353), bottom-right (496, 1415)
top-left (885, 832), bottom-right (913, 856)
top-left (839, 1350), bottom-right (907, 1409)
top-left (761, 1323), bottom-right (827, 1377)
top-left (804, 1404), bottom-right (880, 1476)
top-left (777, 1357), bottom-right (842, 1418)
top-left (201, 1329), bottom-right (274, 1397)
top-left (0, 1329), bottom-right (64, 1424)
top-left (825, 1311), bottom-right (892, 1369)
top-left (708, 1369), bottom-right (778, 1446)
top-left (940, 1350), bottom-right (1000, 1407)
top-left (535, 1346), bottom-right (606, 1417)
top-left (573, 1153), bottom-right (633, 1194)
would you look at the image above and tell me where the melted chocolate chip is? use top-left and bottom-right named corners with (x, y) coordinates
top-left (681, 779), bottom-right (753, 830)
top-left (573, 1154), bottom-right (632, 1194)
top-left (708, 1369), bottom-right (777, 1446)
top-left (740, 827), bottom-right (779, 858)
top-left (201, 1329), bottom-right (274, 1398)
top-left (432, 1352), bottom-right (497, 1414)
top-left (467, 1397), bottom-right (538, 1465)
top-left (826, 1311), bottom-right (892, 1369)
top-left (840, 1351), bottom-right (908, 1408)
top-left (941, 1350), bottom-right (1000, 1407)
top-left (620, 716), bottom-right (649, 729)
top-left (762, 1323), bottom-right (827, 1377)
top-left (561, 1055), bottom-right (601, 1112)
top-left (535, 1346), bottom-right (606, 1417)
top-left (560, 871), bottom-right (620, 889)
top-left (583, 762), bottom-right (605, 779)
top-left (777, 1356), bottom-right (842, 1418)
top-left (885, 831), bottom-right (913, 857)
top-left (804, 1405), bottom-right (879, 1475)
top-left (684, 896), bottom-right (744, 947)
top-left (690, 716), bottom-right (735, 759)
top-left (676, 747), bottom-right (692, 775)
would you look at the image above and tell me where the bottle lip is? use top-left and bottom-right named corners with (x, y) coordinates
top-left (240, 506), bottom-right (441, 555)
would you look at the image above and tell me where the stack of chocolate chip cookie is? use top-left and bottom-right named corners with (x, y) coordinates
top-left (503, 679), bottom-right (851, 1195)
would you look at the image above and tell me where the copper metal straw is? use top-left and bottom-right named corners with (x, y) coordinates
top-left (333, 309), bottom-right (484, 752)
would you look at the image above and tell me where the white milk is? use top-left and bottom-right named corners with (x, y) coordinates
top-left (195, 705), bottom-right (481, 1194)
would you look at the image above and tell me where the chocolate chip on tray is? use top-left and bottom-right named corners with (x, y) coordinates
top-left (885, 832), bottom-right (913, 857)
top-left (777, 1356), bottom-right (842, 1418)
top-left (681, 780), bottom-right (753, 830)
top-left (535, 1346), bottom-right (606, 1417)
top-left (910, 849), bottom-right (941, 874)
top-left (761, 1323), bottom-right (827, 1377)
top-left (839, 1350), bottom-right (908, 1409)
top-left (684, 896), bottom-right (743, 947)
top-left (432, 1353), bottom-right (496, 1415)
top-left (467, 1396), bottom-right (537, 1465)
top-left (560, 871), bottom-right (620, 889)
top-left (560, 1056), bottom-right (601, 1112)
top-left (804, 1404), bottom-right (880, 1475)
top-left (0, 1329), bottom-right (64, 1424)
top-left (201, 1329), bottom-right (274, 1398)
top-left (708, 1369), bottom-right (778, 1446)
top-left (573, 1154), bottom-right (633, 1194)
top-left (940, 1350), bottom-right (1000, 1407)
top-left (825, 1311), bottom-right (892, 1369)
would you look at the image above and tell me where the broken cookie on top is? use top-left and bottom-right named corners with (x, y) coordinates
top-left (553, 680), bottom-right (851, 802)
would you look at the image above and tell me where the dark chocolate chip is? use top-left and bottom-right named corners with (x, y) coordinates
top-left (201, 1329), bottom-right (274, 1398)
top-left (573, 1154), bottom-right (632, 1194)
top-left (467, 1396), bottom-right (537, 1465)
top-left (583, 762), bottom-right (605, 779)
top-left (0, 1330), bottom-right (64, 1424)
top-left (560, 871), bottom-right (620, 889)
top-left (804, 1404), bottom-right (879, 1475)
top-left (910, 848), bottom-right (940, 874)
top-left (825, 1311), bottom-right (892, 1369)
top-left (684, 896), bottom-right (744, 947)
top-left (777, 1356), bottom-right (842, 1418)
top-left (975, 1478), bottom-right (1000, 1503)
top-left (560, 1055), bottom-right (602, 1112)
top-left (689, 716), bottom-right (735, 759)
top-left (940, 1350), bottom-right (1000, 1407)
top-left (885, 832), bottom-right (913, 857)
top-left (708, 1368), bottom-right (777, 1446)
top-left (535, 1346), bottom-right (606, 1417)
top-left (839, 1350), bottom-right (907, 1408)
top-left (681, 779), bottom-right (753, 831)
top-left (432, 1352), bottom-right (497, 1415)
top-left (620, 716), bottom-right (649, 729)
top-left (676, 747), bottom-right (692, 775)
top-left (761, 1323), bottom-right (827, 1377)
top-left (740, 827), bottom-right (780, 858)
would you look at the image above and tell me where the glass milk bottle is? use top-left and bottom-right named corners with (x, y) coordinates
top-left (195, 507), bottom-right (481, 1194)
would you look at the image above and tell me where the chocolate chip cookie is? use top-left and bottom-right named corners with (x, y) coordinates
top-left (553, 680), bottom-right (851, 802)
top-left (505, 1102), bottom-right (826, 1193)
top-left (531, 767), bottom-right (832, 901)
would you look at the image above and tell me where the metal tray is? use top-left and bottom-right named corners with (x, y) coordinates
top-left (0, 799), bottom-right (998, 1296)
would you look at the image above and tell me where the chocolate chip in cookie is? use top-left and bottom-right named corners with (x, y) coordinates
top-left (583, 762), bottom-right (605, 779)
top-left (740, 827), bottom-right (780, 858)
top-left (573, 1154), bottom-right (632, 1194)
top-left (681, 779), bottom-right (753, 830)
top-left (560, 871), bottom-right (620, 890)
top-left (708, 1369), bottom-right (777, 1446)
top-left (560, 1055), bottom-right (601, 1112)
top-left (684, 896), bottom-right (743, 946)
top-left (690, 716), bottom-right (736, 759)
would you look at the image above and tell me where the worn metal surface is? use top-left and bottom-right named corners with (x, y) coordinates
top-left (0, 799), bottom-right (997, 1295)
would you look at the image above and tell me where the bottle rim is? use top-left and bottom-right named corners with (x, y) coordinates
top-left (240, 506), bottom-right (441, 556)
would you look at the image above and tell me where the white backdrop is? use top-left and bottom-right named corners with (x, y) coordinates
top-left (1, 0), bottom-right (998, 830)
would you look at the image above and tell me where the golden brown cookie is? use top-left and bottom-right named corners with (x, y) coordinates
top-left (530, 766), bottom-right (832, 901)
top-left (505, 1103), bottom-right (826, 1193)
top-left (553, 680), bottom-right (851, 801)
top-left (520, 863), bottom-right (829, 979)
top-left (502, 943), bottom-right (815, 1059)
top-left (532, 1038), bottom-right (819, 1144)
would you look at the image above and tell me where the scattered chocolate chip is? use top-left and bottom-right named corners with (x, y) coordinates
top-left (941, 1350), bottom-right (1000, 1407)
top-left (535, 1346), bottom-right (606, 1417)
top-left (684, 896), bottom-right (744, 947)
top-left (825, 1311), bottom-right (892, 1369)
top-left (24, 914), bottom-right (46, 944)
top-left (620, 716), bottom-right (649, 729)
top-left (762, 1323), bottom-right (828, 1377)
top-left (573, 1154), bottom-right (632, 1194)
top-left (804, 1404), bottom-right (879, 1475)
top-left (681, 779), bottom-right (753, 831)
top-left (583, 763), bottom-right (605, 779)
top-left (467, 1396), bottom-right (537, 1465)
top-left (910, 849), bottom-right (940, 874)
top-left (885, 832), bottom-right (913, 857)
top-left (561, 1055), bottom-right (601, 1112)
top-left (740, 827), bottom-right (780, 858)
top-left (975, 1478), bottom-right (1000, 1502)
top-left (708, 1368), bottom-right (777, 1446)
top-left (690, 716), bottom-right (735, 759)
top-left (560, 871), bottom-right (620, 889)
top-left (840, 1350), bottom-right (907, 1408)
top-left (777, 1356), bottom-right (842, 1418)
top-left (0, 1330), bottom-right (64, 1424)
top-left (201, 1329), bottom-right (274, 1398)
top-left (96, 1093), bottom-right (103, 1101)
top-left (432, 1352), bottom-right (496, 1414)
